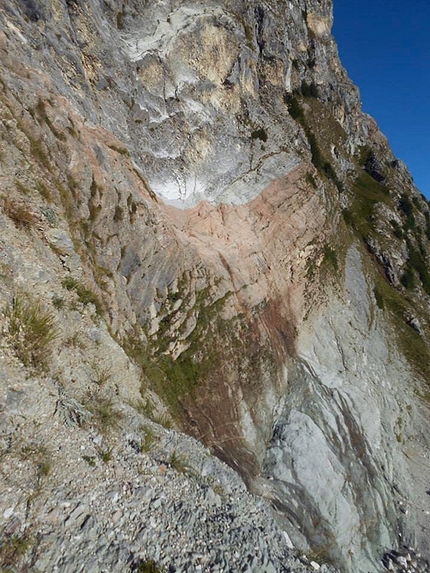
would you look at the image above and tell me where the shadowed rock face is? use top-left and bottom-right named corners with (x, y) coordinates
top-left (1, 1), bottom-right (430, 572)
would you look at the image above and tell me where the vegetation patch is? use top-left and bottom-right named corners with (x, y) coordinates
top-left (34, 98), bottom-right (66, 141)
top-left (141, 427), bottom-right (156, 452)
top-left (132, 560), bottom-right (163, 573)
top-left (15, 179), bottom-right (31, 195)
top-left (0, 532), bottom-right (33, 570)
top-left (373, 286), bottom-right (385, 310)
top-left (251, 127), bottom-right (268, 142)
top-left (40, 206), bottom-right (57, 226)
top-left (284, 93), bottom-right (304, 122)
top-left (123, 283), bottom-right (241, 419)
top-left (116, 8), bottom-right (125, 29)
top-left (169, 450), bottom-right (188, 473)
top-left (19, 442), bottom-right (52, 481)
top-left (403, 238), bottom-right (430, 296)
top-left (390, 219), bottom-right (403, 239)
top-left (58, 182), bottom-right (76, 222)
top-left (82, 454), bottom-right (96, 467)
top-left (29, 135), bottom-right (51, 170)
top-left (356, 144), bottom-right (372, 168)
top-left (398, 193), bottom-right (416, 231)
top-left (342, 172), bottom-right (390, 242)
top-left (98, 445), bottom-right (114, 463)
top-left (305, 171), bottom-right (317, 189)
top-left (425, 211), bottom-right (430, 240)
top-left (1, 196), bottom-right (35, 228)
top-left (322, 245), bottom-right (339, 272)
top-left (371, 267), bottom-right (430, 381)
top-left (284, 95), bottom-right (343, 192)
top-left (298, 81), bottom-right (319, 98)
top-left (86, 395), bottom-right (122, 432)
top-left (5, 295), bottom-right (59, 371)
top-left (62, 276), bottom-right (102, 312)
top-left (91, 363), bottom-right (112, 387)
top-left (108, 143), bottom-right (129, 156)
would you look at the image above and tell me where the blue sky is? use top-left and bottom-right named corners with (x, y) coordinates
top-left (332, 0), bottom-right (430, 198)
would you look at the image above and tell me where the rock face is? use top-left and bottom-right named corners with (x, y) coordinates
top-left (1, 1), bottom-right (430, 572)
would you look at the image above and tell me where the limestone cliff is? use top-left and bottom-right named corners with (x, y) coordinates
top-left (1, 1), bottom-right (430, 572)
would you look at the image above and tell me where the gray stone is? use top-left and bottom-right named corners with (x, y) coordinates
top-left (45, 228), bottom-right (75, 256)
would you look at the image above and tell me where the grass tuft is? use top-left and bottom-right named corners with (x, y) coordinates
top-left (98, 446), bottom-right (114, 463)
top-left (92, 363), bottom-right (112, 386)
top-left (141, 427), bottom-right (156, 452)
top-left (35, 180), bottom-right (52, 201)
top-left (169, 450), bottom-right (187, 473)
top-left (1, 196), bottom-right (35, 228)
top-left (6, 295), bottom-right (59, 371)
top-left (62, 277), bottom-right (102, 312)
top-left (86, 395), bottom-right (122, 432)
top-left (0, 533), bottom-right (33, 569)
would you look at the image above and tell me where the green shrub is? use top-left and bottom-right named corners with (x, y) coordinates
top-left (133, 560), bottom-right (162, 573)
top-left (371, 270), bottom-right (430, 381)
top-left (284, 94), bottom-right (304, 123)
top-left (356, 145), bottom-right (372, 167)
top-left (322, 162), bottom-right (344, 193)
top-left (57, 182), bottom-right (75, 221)
top-left (20, 442), bottom-right (52, 479)
top-left (425, 212), bottom-right (430, 240)
top-left (6, 295), bottom-right (59, 371)
top-left (35, 99), bottom-right (66, 141)
top-left (300, 81), bottom-right (319, 98)
top-left (113, 205), bottom-right (124, 222)
top-left (123, 290), bottom-right (235, 421)
top-left (143, 353), bottom-right (206, 415)
top-left (412, 196), bottom-right (421, 210)
top-left (306, 172), bottom-right (317, 189)
top-left (285, 93), bottom-right (343, 191)
top-left (83, 455), bottom-right (96, 467)
top-left (399, 193), bottom-right (416, 230)
top-left (401, 270), bottom-right (415, 290)
top-left (405, 240), bottom-right (430, 295)
top-left (373, 286), bottom-right (385, 309)
top-left (399, 194), bottom-right (413, 217)
top-left (323, 245), bottom-right (339, 271)
top-left (342, 208), bottom-right (353, 226)
top-left (390, 219), bottom-right (403, 239)
top-left (116, 10), bottom-right (125, 29)
top-left (52, 295), bottom-right (65, 310)
top-left (251, 128), bottom-right (268, 142)
top-left (307, 132), bottom-right (324, 170)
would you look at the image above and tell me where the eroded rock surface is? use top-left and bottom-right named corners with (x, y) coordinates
top-left (1, 1), bottom-right (430, 572)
